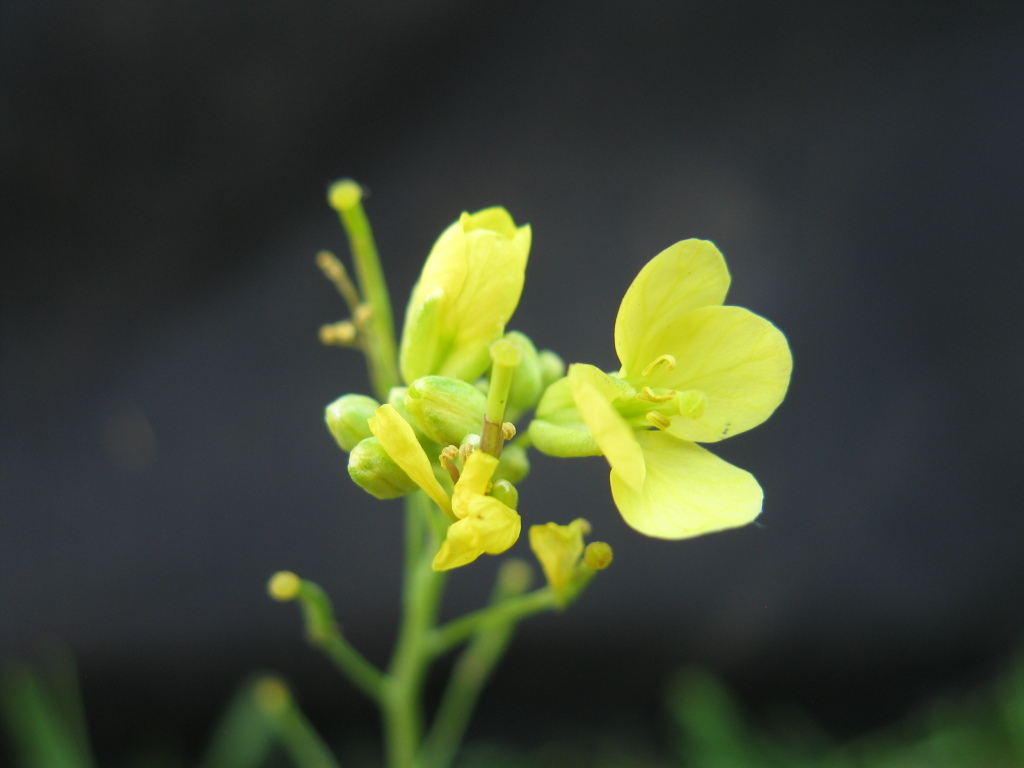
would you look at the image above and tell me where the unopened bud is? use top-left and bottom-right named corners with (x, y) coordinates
top-left (489, 480), bottom-right (519, 510)
top-left (494, 443), bottom-right (530, 485)
top-left (405, 376), bottom-right (487, 446)
top-left (268, 571), bottom-right (301, 601)
top-left (348, 437), bottom-right (418, 499)
top-left (320, 321), bottom-right (358, 347)
top-left (584, 541), bottom-right (613, 570)
top-left (538, 349), bottom-right (567, 389)
top-left (325, 393), bottom-right (380, 452)
top-left (504, 331), bottom-right (543, 414)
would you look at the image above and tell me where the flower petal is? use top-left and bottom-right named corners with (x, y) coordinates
top-left (615, 239), bottom-right (731, 379)
top-left (640, 305), bottom-right (792, 443)
top-left (529, 519), bottom-right (588, 593)
top-left (569, 364), bottom-right (645, 489)
top-left (610, 431), bottom-right (763, 539)
top-left (432, 495), bottom-right (521, 571)
top-left (452, 449), bottom-right (499, 519)
top-left (367, 404), bottom-right (452, 516)
top-left (400, 208), bottom-right (531, 382)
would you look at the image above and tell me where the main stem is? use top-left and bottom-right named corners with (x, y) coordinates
top-left (382, 492), bottom-right (446, 768)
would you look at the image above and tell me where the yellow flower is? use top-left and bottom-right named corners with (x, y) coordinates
top-left (529, 239), bottom-right (792, 539)
top-left (399, 208), bottom-right (532, 383)
top-left (367, 404), bottom-right (521, 570)
top-left (528, 518), bottom-right (589, 596)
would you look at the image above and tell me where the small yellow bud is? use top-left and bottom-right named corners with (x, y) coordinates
top-left (325, 393), bottom-right (380, 452)
top-left (584, 541), bottom-right (613, 570)
top-left (529, 519), bottom-right (589, 595)
top-left (268, 571), bottom-right (301, 602)
top-left (497, 558), bottom-right (533, 594)
top-left (252, 676), bottom-right (291, 713)
top-left (327, 179), bottom-right (363, 212)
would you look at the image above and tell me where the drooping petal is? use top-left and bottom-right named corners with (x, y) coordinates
top-left (452, 449), bottom-right (499, 519)
top-left (615, 239), bottom-right (731, 379)
top-left (400, 208), bottom-right (531, 383)
top-left (529, 519), bottom-right (588, 594)
top-left (367, 404), bottom-right (452, 516)
top-left (568, 364), bottom-right (645, 489)
top-left (432, 495), bottom-right (521, 571)
top-left (638, 305), bottom-right (792, 443)
top-left (610, 431), bottom-right (762, 539)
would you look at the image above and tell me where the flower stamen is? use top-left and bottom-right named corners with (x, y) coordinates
top-left (645, 411), bottom-right (672, 430)
top-left (636, 386), bottom-right (676, 403)
top-left (439, 445), bottom-right (461, 483)
top-left (641, 354), bottom-right (676, 377)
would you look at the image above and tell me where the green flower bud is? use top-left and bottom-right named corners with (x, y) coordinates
top-left (504, 331), bottom-right (544, 417)
top-left (489, 480), bottom-right (519, 510)
top-left (538, 349), bottom-right (566, 389)
top-left (584, 541), bottom-right (614, 570)
top-left (348, 436), bottom-right (418, 499)
top-left (404, 376), bottom-right (486, 446)
top-left (494, 443), bottom-right (530, 485)
top-left (325, 394), bottom-right (380, 452)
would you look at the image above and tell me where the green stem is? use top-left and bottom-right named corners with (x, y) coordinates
top-left (421, 562), bottom-right (532, 768)
top-left (251, 677), bottom-right (342, 768)
top-left (382, 492), bottom-right (447, 768)
top-left (274, 575), bottom-right (385, 702)
top-left (329, 179), bottom-right (400, 400)
top-left (425, 587), bottom-right (556, 659)
top-left (480, 340), bottom-right (522, 458)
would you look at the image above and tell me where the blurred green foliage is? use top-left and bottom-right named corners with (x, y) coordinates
top-left (4, 651), bottom-right (1024, 768)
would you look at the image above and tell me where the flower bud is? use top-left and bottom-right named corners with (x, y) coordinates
top-left (400, 208), bottom-right (531, 383)
top-left (325, 394), bottom-right (380, 452)
top-left (404, 376), bottom-right (486, 446)
top-left (504, 331), bottom-right (544, 416)
top-left (489, 480), bottom-right (519, 510)
top-left (538, 349), bottom-right (566, 389)
top-left (584, 541), bottom-right (614, 570)
top-left (348, 436), bottom-right (419, 499)
top-left (494, 443), bottom-right (530, 485)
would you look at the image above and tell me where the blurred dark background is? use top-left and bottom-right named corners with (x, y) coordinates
top-left (3, 0), bottom-right (1024, 761)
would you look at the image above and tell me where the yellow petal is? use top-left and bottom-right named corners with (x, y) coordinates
top-left (640, 305), bottom-right (792, 443)
top-left (610, 431), bottom-right (762, 539)
top-left (452, 449), bottom-right (499, 519)
top-left (400, 208), bottom-right (531, 382)
top-left (614, 239), bottom-right (730, 379)
top-left (529, 519), bottom-right (588, 594)
top-left (367, 404), bottom-right (452, 516)
top-left (432, 495), bottom-right (521, 571)
top-left (568, 364), bottom-right (645, 489)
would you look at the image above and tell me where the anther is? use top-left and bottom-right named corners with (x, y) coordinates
top-left (458, 442), bottom-right (476, 464)
top-left (316, 250), bottom-right (362, 312)
top-left (501, 422), bottom-right (517, 441)
top-left (636, 386), bottom-right (676, 403)
top-left (439, 445), bottom-right (461, 484)
top-left (641, 354), bottom-right (676, 377)
top-left (646, 412), bottom-right (672, 430)
top-left (319, 321), bottom-right (358, 347)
